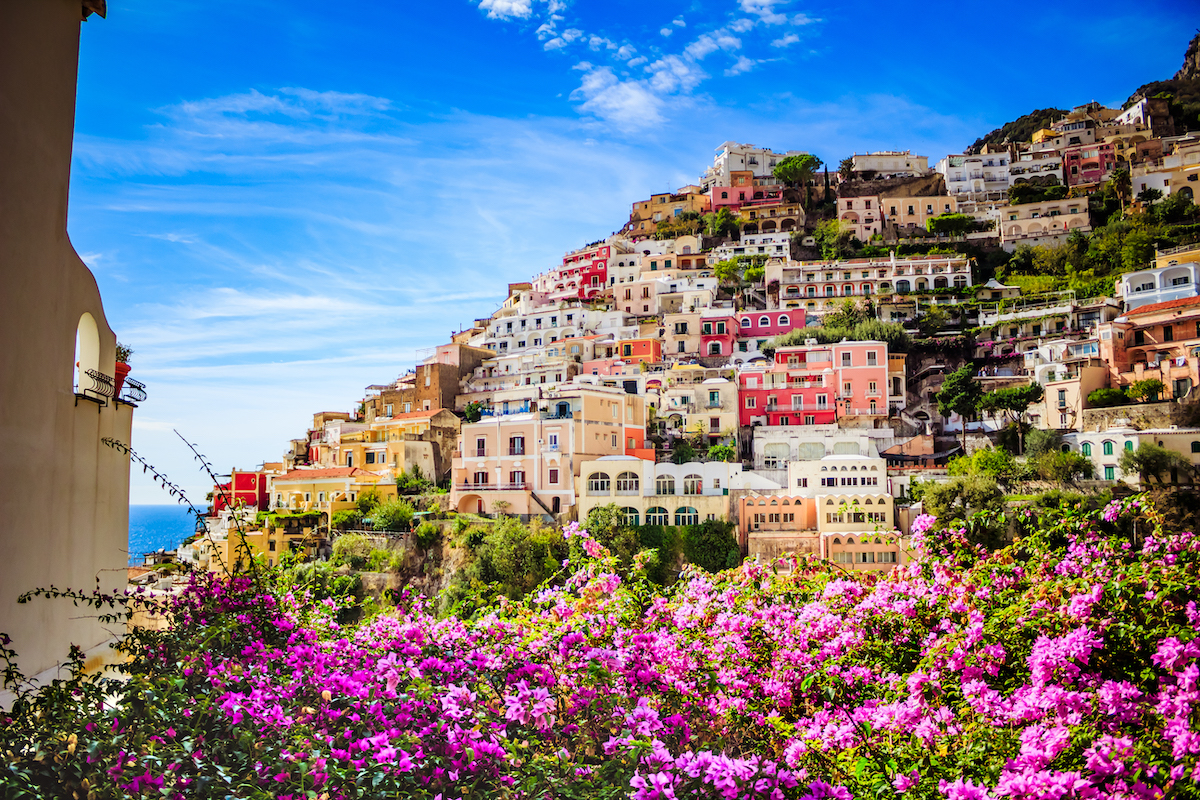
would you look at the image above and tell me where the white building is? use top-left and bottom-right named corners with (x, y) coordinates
top-left (936, 154), bottom-right (1010, 199)
top-left (992, 197), bottom-right (1090, 251)
top-left (710, 232), bottom-right (790, 262)
top-left (1009, 151), bottom-right (1064, 187)
top-left (700, 141), bottom-right (807, 190)
top-left (1117, 262), bottom-right (1200, 311)
top-left (786, 454), bottom-right (888, 496)
top-left (850, 151), bottom-right (929, 177)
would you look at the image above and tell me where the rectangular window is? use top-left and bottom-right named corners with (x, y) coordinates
top-left (866, 351), bottom-right (877, 365)
top-left (797, 477), bottom-right (808, 487)
top-left (365, 452), bottom-right (376, 464)
top-left (509, 470), bottom-right (525, 486)
top-left (1104, 465), bottom-right (1115, 480)
top-left (746, 397), bottom-right (756, 408)
top-left (1164, 325), bottom-right (1174, 342)
top-left (549, 468), bottom-right (559, 484)
top-left (841, 352), bottom-right (852, 366)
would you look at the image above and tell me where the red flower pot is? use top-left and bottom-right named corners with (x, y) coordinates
top-left (114, 362), bottom-right (131, 397)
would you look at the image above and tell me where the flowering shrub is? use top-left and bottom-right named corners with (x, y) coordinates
top-left (2, 496), bottom-right (1198, 798)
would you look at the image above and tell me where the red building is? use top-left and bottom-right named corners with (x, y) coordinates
top-left (211, 468), bottom-right (270, 513)
top-left (617, 337), bottom-right (662, 365)
top-left (738, 341), bottom-right (890, 427)
top-left (1063, 143), bottom-right (1116, 188)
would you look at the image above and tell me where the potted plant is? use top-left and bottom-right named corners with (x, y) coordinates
top-left (114, 342), bottom-right (132, 397)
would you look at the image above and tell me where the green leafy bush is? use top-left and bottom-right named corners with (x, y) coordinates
top-left (331, 533), bottom-right (373, 569)
top-left (372, 497), bottom-right (415, 532)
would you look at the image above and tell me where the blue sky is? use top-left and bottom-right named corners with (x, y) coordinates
top-left (69, 0), bottom-right (1195, 503)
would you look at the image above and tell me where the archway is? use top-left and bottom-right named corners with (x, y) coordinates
top-left (74, 311), bottom-right (100, 394)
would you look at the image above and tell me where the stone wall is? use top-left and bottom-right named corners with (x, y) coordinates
top-left (1081, 401), bottom-right (1189, 432)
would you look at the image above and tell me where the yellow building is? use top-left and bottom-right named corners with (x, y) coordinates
top-left (268, 467), bottom-right (396, 518)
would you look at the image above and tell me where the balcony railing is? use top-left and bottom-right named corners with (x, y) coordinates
top-left (457, 482), bottom-right (528, 492)
top-left (474, 448), bottom-right (487, 458)
top-left (508, 446), bottom-right (526, 456)
top-left (119, 377), bottom-right (147, 404)
top-left (78, 369), bottom-right (114, 400)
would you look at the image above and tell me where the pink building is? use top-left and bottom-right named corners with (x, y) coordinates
top-left (700, 312), bottom-right (738, 357)
top-left (737, 309), bottom-right (805, 340)
top-left (1063, 143), bottom-right (1117, 188)
top-left (738, 341), bottom-right (890, 427)
top-left (537, 244), bottom-right (611, 301)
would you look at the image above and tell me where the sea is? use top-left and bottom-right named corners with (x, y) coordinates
top-left (128, 504), bottom-right (199, 566)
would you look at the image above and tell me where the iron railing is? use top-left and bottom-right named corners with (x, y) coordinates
top-left (81, 369), bottom-right (114, 399)
top-left (120, 377), bottom-right (147, 403)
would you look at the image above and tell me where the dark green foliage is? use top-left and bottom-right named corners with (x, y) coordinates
top-left (372, 497), bottom-right (415, 532)
top-left (707, 444), bottom-right (735, 462)
top-left (680, 519), bottom-right (739, 573)
top-left (703, 208), bottom-right (740, 239)
top-left (968, 107), bottom-right (1067, 152)
top-left (921, 475), bottom-right (1007, 549)
top-left (414, 520), bottom-right (440, 550)
top-left (463, 401), bottom-right (485, 423)
top-left (356, 488), bottom-right (382, 514)
top-left (396, 465), bottom-right (434, 495)
top-left (331, 509), bottom-right (363, 530)
top-left (765, 320), bottom-right (910, 360)
top-left (1031, 450), bottom-right (1095, 482)
top-left (1007, 183), bottom-right (1067, 206)
top-left (772, 154), bottom-right (823, 188)
top-left (332, 533), bottom-right (374, 569)
top-left (925, 213), bottom-right (979, 237)
top-left (1088, 388), bottom-right (1130, 408)
top-left (1024, 427), bottom-right (1062, 458)
top-left (936, 364), bottom-right (983, 448)
top-left (468, 517), bottom-right (569, 600)
top-left (670, 438), bottom-right (696, 464)
top-left (1119, 442), bottom-right (1194, 485)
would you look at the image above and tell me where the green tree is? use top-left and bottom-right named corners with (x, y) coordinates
top-left (1119, 442), bottom-right (1193, 485)
top-left (1087, 387), bottom-right (1129, 408)
top-left (926, 213), bottom-right (977, 238)
top-left (714, 258), bottom-right (741, 285)
top-left (331, 509), bottom-right (363, 531)
top-left (823, 298), bottom-right (869, 329)
top-left (947, 447), bottom-right (1024, 486)
top-left (1127, 378), bottom-right (1166, 402)
top-left (1024, 427), bottom-right (1062, 458)
top-left (670, 438), bottom-right (696, 465)
top-left (356, 488), bottom-right (382, 514)
top-left (372, 497), bottom-right (415, 532)
top-left (812, 219), bottom-right (854, 260)
top-left (838, 156), bottom-right (854, 181)
top-left (1111, 167), bottom-right (1132, 212)
top-left (1121, 230), bottom-right (1156, 271)
top-left (936, 364), bottom-right (983, 452)
top-left (707, 443), bottom-right (735, 462)
top-left (978, 384), bottom-right (1045, 454)
top-left (703, 207), bottom-right (740, 239)
top-left (921, 474), bottom-right (1005, 536)
top-left (463, 401), bottom-right (485, 423)
top-left (1137, 187), bottom-right (1164, 208)
top-left (743, 264), bottom-right (765, 283)
top-left (915, 305), bottom-right (949, 336)
top-left (680, 519), bottom-right (740, 573)
top-left (773, 153), bottom-right (823, 207)
top-left (1031, 450), bottom-right (1095, 482)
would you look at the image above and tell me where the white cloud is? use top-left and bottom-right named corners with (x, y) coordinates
top-left (771, 33), bottom-right (799, 48)
top-left (646, 55), bottom-right (706, 94)
top-left (626, 55), bottom-right (648, 68)
top-left (571, 66), bottom-right (665, 129)
top-left (725, 56), bottom-right (758, 75)
top-left (739, 0), bottom-right (789, 25)
top-left (588, 34), bottom-right (617, 51)
top-left (684, 32), bottom-right (742, 60)
top-left (792, 13), bottom-right (819, 24)
top-left (476, 0), bottom-right (533, 20)
top-left (660, 27), bottom-right (673, 36)
top-left (615, 44), bottom-right (637, 60)
top-left (730, 18), bottom-right (754, 32)
top-left (672, 18), bottom-right (686, 27)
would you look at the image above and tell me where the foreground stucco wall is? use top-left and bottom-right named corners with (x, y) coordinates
top-left (0, 0), bottom-right (133, 680)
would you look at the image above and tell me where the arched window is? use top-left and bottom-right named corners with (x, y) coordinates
top-left (675, 506), bottom-right (699, 526)
top-left (683, 474), bottom-right (702, 494)
top-left (769, 498), bottom-right (778, 506)
top-left (740, 318), bottom-right (751, 328)
top-left (1081, 442), bottom-right (1092, 456)
top-left (846, 537), bottom-right (855, 544)
top-left (721, 191), bottom-right (728, 199)
top-left (708, 342), bottom-right (722, 355)
top-left (896, 280), bottom-right (911, 294)
top-left (825, 286), bottom-right (835, 297)
top-left (621, 507), bottom-right (640, 526)
top-left (587, 472), bottom-right (611, 494)
top-left (778, 315), bottom-right (789, 326)
top-left (1125, 441), bottom-right (1134, 452)
top-left (646, 506), bottom-right (669, 525)
top-left (615, 471), bottom-right (640, 494)
top-left (832, 537), bottom-right (841, 544)
top-left (655, 475), bottom-right (675, 496)
top-left (73, 312), bottom-right (101, 395)
top-left (1103, 441), bottom-right (1114, 456)
top-left (759, 316), bottom-right (770, 327)
top-left (843, 284), bottom-right (854, 296)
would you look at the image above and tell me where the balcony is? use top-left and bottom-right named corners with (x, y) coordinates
top-left (119, 377), bottom-right (147, 404)
top-left (474, 448), bottom-right (487, 458)
top-left (508, 446), bottom-right (526, 456)
top-left (457, 482), bottom-right (528, 492)
top-left (76, 368), bottom-right (114, 403)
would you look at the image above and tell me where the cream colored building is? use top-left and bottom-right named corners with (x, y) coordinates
top-left (994, 197), bottom-right (1091, 251)
top-left (1, 1), bottom-right (138, 685)
top-left (574, 457), bottom-right (780, 527)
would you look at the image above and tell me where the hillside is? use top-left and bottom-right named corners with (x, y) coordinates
top-left (1125, 31), bottom-right (1200, 132)
top-left (966, 107), bottom-right (1065, 154)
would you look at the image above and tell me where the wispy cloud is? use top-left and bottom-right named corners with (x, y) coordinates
top-left (771, 33), bottom-right (800, 48)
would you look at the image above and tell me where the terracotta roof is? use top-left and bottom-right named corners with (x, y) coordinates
top-left (1126, 295), bottom-right (1200, 317)
top-left (273, 467), bottom-right (373, 482)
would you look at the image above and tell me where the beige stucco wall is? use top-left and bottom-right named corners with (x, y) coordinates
top-left (0, 0), bottom-right (135, 681)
